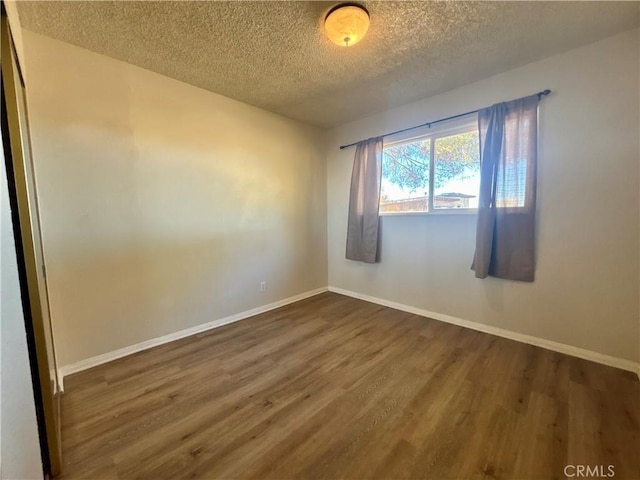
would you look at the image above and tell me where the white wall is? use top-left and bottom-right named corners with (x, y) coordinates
top-left (327, 29), bottom-right (640, 365)
top-left (22, 31), bottom-right (328, 369)
top-left (1, 120), bottom-right (43, 480)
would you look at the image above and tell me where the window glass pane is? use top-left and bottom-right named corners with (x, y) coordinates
top-left (380, 139), bottom-right (430, 213)
top-left (433, 130), bottom-right (480, 209)
top-left (495, 120), bottom-right (529, 207)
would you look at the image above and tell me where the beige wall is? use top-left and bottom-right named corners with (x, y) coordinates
top-left (327, 29), bottom-right (640, 364)
top-left (22, 31), bottom-right (328, 369)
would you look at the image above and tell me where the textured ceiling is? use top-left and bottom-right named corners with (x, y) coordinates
top-left (16, 1), bottom-right (640, 128)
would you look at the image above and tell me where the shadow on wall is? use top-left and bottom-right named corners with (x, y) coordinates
top-left (48, 230), bottom-right (318, 367)
top-left (30, 115), bottom-right (327, 368)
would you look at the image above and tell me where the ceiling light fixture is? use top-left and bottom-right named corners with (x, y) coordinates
top-left (324, 4), bottom-right (370, 47)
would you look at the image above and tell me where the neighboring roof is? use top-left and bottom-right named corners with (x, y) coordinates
top-left (438, 193), bottom-right (476, 199)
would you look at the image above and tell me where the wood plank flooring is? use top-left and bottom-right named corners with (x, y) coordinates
top-left (58, 292), bottom-right (639, 479)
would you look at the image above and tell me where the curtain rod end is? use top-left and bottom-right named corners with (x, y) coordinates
top-left (538, 89), bottom-right (551, 100)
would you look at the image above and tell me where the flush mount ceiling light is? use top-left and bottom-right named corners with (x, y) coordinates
top-left (324, 4), bottom-right (370, 47)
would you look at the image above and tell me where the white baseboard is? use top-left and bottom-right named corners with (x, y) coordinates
top-left (328, 286), bottom-right (640, 375)
top-left (49, 367), bottom-right (64, 395)
top-left (57, 368), bottom-right (65, 394)
top-left (59, 287), bottom-right (328, 383)
top-left (58, 285), bottom-right (639, 386)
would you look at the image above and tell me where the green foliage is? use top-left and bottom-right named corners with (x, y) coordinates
top-left (382, 131), bottom-right (480, 191)
top-left (434, 131), bottom-right (480, 188)
top-left (382, 141), bottom-right (430, 193)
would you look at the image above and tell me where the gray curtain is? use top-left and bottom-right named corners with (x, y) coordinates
top-left (472, 95), bottom-right (539, 282)
top-left (346, 136), bottom-right (384, 263)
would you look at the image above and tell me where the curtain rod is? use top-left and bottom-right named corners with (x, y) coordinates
top-left (339, 89), bottom-right (551, 150)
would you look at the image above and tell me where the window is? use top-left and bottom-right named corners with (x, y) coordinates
top-left (380, 119), bottom-right (480, 214)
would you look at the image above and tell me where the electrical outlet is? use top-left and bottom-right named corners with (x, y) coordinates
top-left (260, 281), bottom-right (267, 293)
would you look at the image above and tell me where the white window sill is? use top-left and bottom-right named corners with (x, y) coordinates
top-left (380, 209), bottom-right (478, 217)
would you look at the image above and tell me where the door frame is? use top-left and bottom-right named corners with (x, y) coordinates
top-left (1, 5), bottom-right (62, 477)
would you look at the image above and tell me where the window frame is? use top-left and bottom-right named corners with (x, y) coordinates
top-left (379, 115), bottom-right (480, 216)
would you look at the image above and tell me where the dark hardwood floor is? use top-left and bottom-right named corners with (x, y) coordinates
top-left (59, 292), bottom-right (639, 479)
